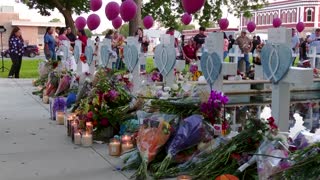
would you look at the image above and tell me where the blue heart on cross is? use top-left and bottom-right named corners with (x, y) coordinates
top-left (260, 43), bottom-right (292, 83)
top-left (200, 51), bottom-right (222, 89)
top-left (154, 45), bottom-right (176, 76)
top-left (85, 46), bottom-right (94, 65)
top-left (100, 45), bottom-right (110, 68)
top-left (123, 45), bottom-right (139, 72)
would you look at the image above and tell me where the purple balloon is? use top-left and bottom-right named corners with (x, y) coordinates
top-left (75, 16), bottom-right (86, 30)
top-left (247, 21), bottom-right (256, 33)
top-left (181, 13), bottom-right (192, 25)
top-left (296, 22), bottom-right (305, 32)
top-left (105, 2), bottom-right (120, 20)
top-left (219, 18), bottom-right (229, 30)
top-left (273, 18), bottom-right (282, 28)
top-left (90, 0), bottom-right (102, 11)
top-left (120, 0), bottom-right (137, 22)
top-left (112, 16), bottom-right (122, 29)
top-left (87, 14), bottom-right (100, 31)
top-left (143, 15), bottom-right (154, 29)
top-left (182, 0), bottom-right (205, 14)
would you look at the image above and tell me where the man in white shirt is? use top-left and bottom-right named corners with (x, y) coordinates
top-left (309, 28), bottom-right (320, 67)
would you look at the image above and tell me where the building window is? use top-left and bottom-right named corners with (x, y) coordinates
top-left (307, 9), bottom-right (313, 21)
top-left (292, 12), bottom-right (296, 22)
top-left (262, 15), bottom-right (265, 24)
top-left (258, 15), bottom-right (261, 25)
top-left (287, 12), bottom-right (291, 23)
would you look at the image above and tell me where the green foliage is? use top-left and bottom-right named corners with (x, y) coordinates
top-left (120, 24), bottom-right (129, 38)
top-left (176, 23), bottom-right (195, 33)
top-left (84, 29), bottom-right (93, 38)
top-left (142, 0), bottom-right (267, 28)
top-left (22, 0), bottom-right (89, 16)
top-left (49, 18), bottom-right (61, 23)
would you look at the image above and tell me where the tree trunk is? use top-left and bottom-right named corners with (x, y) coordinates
top-left (129, 0), bottom-right (142, 36)
top-left (61, 10), bottom-right (76, 34)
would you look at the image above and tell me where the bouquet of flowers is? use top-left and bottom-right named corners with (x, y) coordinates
top-left (155, 115), bottom-right (204, 177)
top-left (45, 72), bottom-right (60, 96)
top-left (200, 90), bottom-right (229, 126)
top-left (189, 63), bottom-right (201, 81)
top-left (55, 74), bottom-right (72, 96)
top-left (133, 119), bottom-right (171, 180)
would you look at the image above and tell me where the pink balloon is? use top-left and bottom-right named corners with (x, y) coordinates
top-left (120, 0), bottom-right (137, 22)
top-left (182, 0), bottom-right (205, 14)
top-left (181, 13), bottom-right (192, 25)
top-left (296, 22), bottom-right (305, 32)
top-left (87, 14), bottom-right (100, 31)
top-left (105, 2), bottom-right (120, 20)
top-left (75, 16), bottom-right (86, 30)
top-left (143, 16), bottom-right (154, 29)
top-left (219, 18), bottom-right (229, 30)
top-left (273, 18), bottom-right (282, 28)
top-left (112, 16), bottom-right (122, 29)
top-left (247, 21), bottom-right (256, 33)
top-left (90, 0), bottom-right (102, 11)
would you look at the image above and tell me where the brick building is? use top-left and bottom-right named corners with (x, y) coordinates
top-left (0, 6), bottom-right (64, 49)
top-left (240, 0), bottom-right (320, 36)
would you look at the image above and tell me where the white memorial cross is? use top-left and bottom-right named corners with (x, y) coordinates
top-left (203, 32), bottom-right (238, 91)
top-left (74, 40), bottom-right (83, 75)
top-left (126, 37), bottom-right (141, 93)
top-left (307, 46), bottom-right (319, 68)
top-left (99, 38), bottom-right (114, 68)
top-left (87, 39), bottom-right (96, 78)
top-left (267, 28), bottom-right (313, 131)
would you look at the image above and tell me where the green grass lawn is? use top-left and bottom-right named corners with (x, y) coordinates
top-left (0, 59), bottom-right (42, 78)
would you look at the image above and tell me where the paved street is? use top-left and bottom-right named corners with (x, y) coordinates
top-left (0, 79), bottom-right (129, 180)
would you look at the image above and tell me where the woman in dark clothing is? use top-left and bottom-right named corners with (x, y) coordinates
top-left (8, 26), bottom-right (24, 78)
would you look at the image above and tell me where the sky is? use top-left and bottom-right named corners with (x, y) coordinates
top-left (0, 0), bottom-right (239, 33)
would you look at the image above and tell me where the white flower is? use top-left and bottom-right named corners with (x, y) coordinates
top-left (171, 84), bottom-right (179, 91)
top-left (257, 130), bottom-right (263, 134)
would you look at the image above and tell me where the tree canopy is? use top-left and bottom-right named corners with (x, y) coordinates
top-left (49, 18), bottom-right (61, 23)
top-left (142, 0), bottom-right (267, 28)
top-left (22, 0), bottom-right (89, 33)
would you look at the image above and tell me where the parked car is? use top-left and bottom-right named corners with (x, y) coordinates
top-left (1, 45), bottom-right (40, 58)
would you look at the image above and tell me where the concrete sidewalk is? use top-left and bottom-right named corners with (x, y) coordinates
top-left (0, 79), bottom-right (129, 180)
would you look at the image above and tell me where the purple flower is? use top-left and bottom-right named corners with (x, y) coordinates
top-left (104, 90), bottom-right (119, 102)
top-left (189, 64), bottom-right (198, 74)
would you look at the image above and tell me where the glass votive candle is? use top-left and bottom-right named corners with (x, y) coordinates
top-left (109, 138), bottom-right (121, 156)
top-left (86, 122), bottom-right (93, 134)
top-left (43, 95), bottom-right (49, 104)
top-left (81, 131), bottom-right (93, 147)
top-left (177, 175), bottom-right (192, 180)
top-left (56, 111), bottom-right (65, 125)
top-left (121, 134), bottom-right (132, 144)
top-left (74, 131), bottom-right (82, 145)
top-left (121, 142), bottom-right (134, 153)
top-left (71, 121), bottom-right (78, 142)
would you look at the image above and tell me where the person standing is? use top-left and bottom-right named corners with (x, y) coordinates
top-left (136, 28), bottom-right (150, 53)
top-left (300, 35), bottom-right (310, 61)
top-left (77, 29), bottom-right (88, 53)
top-left (66, 27), bottom-right (77, 48)
top-left (235, 29), bottom-right (252, 73)
top-left (193, 27), bottom-right (206, 50)
top-left (228, 34), bottom-right (235, 50)
top-left (291, 28), bottom-right (300, 65)
top-left (223, 32), bottom-right (229, 60)
top-left (183, 39), bottom-right (198, 64)
top-left (44, 27), bottom-right (56, 61)
top-left (58, 27), bottom-right (70, 41)
top-left (8, 26), bottom-right (24, 78)
top-left (251, 35), bottom-right (261, 54)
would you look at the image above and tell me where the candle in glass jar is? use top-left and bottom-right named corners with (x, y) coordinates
top-left (177, 175), bottom-right (192, 180)
top-left (121, 142), bottom-right (134, 152)
top-left (74, 132), bottom-right (81, 145)
top-left (109, 139), bottom-right (121, 156)
top-left (56, 111), bottom-right (65, 125)
top-left (43, 95), bottom-right (49, 104)
top-left (71, 121), bottom-right (78, 142)
top-left (81, 132), bottom-right (93, 147)
top-left (86, 122), bottom-right (93, 134)
top-left (32, 79), bottom-right (36, 86)
top-left (121, 135), bottom-right (131, 144)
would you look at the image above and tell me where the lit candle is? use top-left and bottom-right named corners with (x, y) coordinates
top-left (121, 135), bottom-right (131, 144)
top-left (67, 114), bottom-right (76, 136)
top-left (81, 132), bottom-right (93, 147)
top-left (109, 139), bottom-right (121, 156)
top-left (56, 111), bottom-right (65, 125)
top-left (43, 95), bottom-right (49, 104)
top-left (74, 132), bottom-right (81, 145)
top-left (121, 142), bottom-right (134, 153)
top-left (71, 121), bottom-right (78, 142)
top-left (86, 122), bottom-right (93, 134)
top-left (32, 79), bottom-right (36, 86)
top-left (177, 175), bottom-right (192, 180)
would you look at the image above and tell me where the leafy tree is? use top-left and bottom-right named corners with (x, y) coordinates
top-left (142, 0), bottom-right (267, 28)
top-left (176, 24), bottom-right (195, 32)
top-left (84, 29), bottom-right (93, 38)
top-left (21, 0), bottom-right (89, 33)
top-left (49, 18), bottom-right (61, 23)
top-left (120, 24), bottom-right (129, 37)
